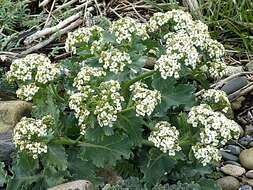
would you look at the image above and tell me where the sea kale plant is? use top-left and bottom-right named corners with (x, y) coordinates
top-left (3, 9), bottom-right (241, 190)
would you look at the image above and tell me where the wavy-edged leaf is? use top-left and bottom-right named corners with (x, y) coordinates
top-left (116, 111), bottom-right (144, 146)
top-left (44, 144), bottom-right (68, 171)
top-left (152, 76), bottom-right (195, 116)
top-left (79, 135), bottom-right (132, 167)
top-left (141, 149), bottom-right (177, 189)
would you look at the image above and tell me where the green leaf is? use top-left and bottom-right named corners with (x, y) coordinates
top-left (198, 179), bottom-right (222, 190)
top-left (67, 148), bottom-right (98, 183)
top-left (79, 135), bottom-right (132, 167)
top-left (152, 76), bottom-right (195, 115)
top-left (0, 162), bottom-right (6, 186)
top-left (7, 153), bottom-right (40, 190)
top-left (42, 166), bottom-right (67, 188)
top-left (44, 144), bottom-right (68, 171)
top-left (116, 111), bottom-right (144, 146)
top-left (141, 149), bottom-right (177, 189)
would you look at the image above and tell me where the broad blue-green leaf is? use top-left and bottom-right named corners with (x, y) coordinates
top-left (198, 178), bottom-right (222, 190)
top-left (6, 153), bottom-right (40, 190)
top-left (79, 135), bottom-right (132, 167)
top-left (68, 148), bottom-right (100, 185)
top-left (44, 144), bottom-right (68, 171)
top-left (116, 111), bottom-right (144, 146)
top-left (152, 76), bottom-right (195, 115)
top-left (141, 149), bottom-right (177, 189)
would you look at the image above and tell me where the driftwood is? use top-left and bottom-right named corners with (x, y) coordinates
top-left (24, 12), bottom-right (82, 45)
top-left (21, 19), bottom-right (83, 55)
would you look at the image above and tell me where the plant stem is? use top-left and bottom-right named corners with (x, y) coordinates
top-left (49, 84), bottom-right (65, 102)
top-left (142, 139), bottom-right (154, 147)
top-left (122, 70), bottom-right (157, 97)
top-left (120, 106), bottom-right (135, 114)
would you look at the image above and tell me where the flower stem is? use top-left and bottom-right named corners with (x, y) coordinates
top-left (120, 106), bottom-right (135, 114)
top-left (142, 139), bottom-right (154, 147)
top-left (122, 70), bottom-right (157, 97)
top-left (49, 84), bottom-right (65, 102)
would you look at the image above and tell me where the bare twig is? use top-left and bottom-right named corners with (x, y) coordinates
top-left (39, 0), bottom-right (52, 7)
top-left (21, 19), bottom-right (83, 55)
top-left (228, 82), bottom-right (253, 101)
top-left (24, 12), bottom-right (82, 45)
top-left (53, 0), bottom-right (79, 13)
top-left (44, 0), bottom-right (56, 27)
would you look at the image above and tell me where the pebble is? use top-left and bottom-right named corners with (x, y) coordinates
top-left (220, 150), bottom-right (239, 162)
top-left (242, 178), bottom-right (253, 187)
top-left (240, 185), bottom-right (252, 190)
top-left (216, 176), bottom-right (240, 190)
top-left (221, 164), bottom-right (245, 177)
top-left (239, 136), bottom-right (253, 146)
top-left (246, 170), bottom-right (253, 179)
top-left (224, 66), bottom-right (244, 77)
top-left (232, 96), bottom-right (246, 110)
top-left (239, 148), bottom-right (253, 169)
top-left (246, 61), bottom-right (253, 71)
top-left (221, 76), bottom-right (248, 94)
top-left (245, 125), bottom-right (253, 135)
top-left (226, 145), bottom-right (242, 155)
top-left (224, 161), bottom-right (241, 167)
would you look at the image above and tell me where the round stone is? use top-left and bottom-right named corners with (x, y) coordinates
top-left (240, 148), bottom-right (253, 169)
top-left (240, 185), bottom-right (252, 190)
top-left (221, 164), bottom-right (245, 177)
top-left (220, 150), bottom-right (239, 162)
top-left (226, 145), bottom-right (242, 155)
top-left (246, 170), bottom-right (253, 179)
top-left (216, 176), bottom-right (240, 190)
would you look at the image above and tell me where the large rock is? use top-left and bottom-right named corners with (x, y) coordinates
top-left (0, 101), bottom-right (32, 161)
top-left (240, 148), bottom-right (253, 170)
top-left (216, 176), bottom-right (240, 190)
top-left (47, 180), bottom-right (94, 190)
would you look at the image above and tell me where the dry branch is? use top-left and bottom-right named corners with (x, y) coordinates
top-left (39, 0), bottom-right (52, 7)
top-left (21, 19), bottom-right (83, 55)
top-left (24, 12), bottom-right (82, 45)
top-left (53, 0), bottom-right (79, 13)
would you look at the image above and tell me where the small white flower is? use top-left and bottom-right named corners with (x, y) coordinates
top-left (155, 54), bottom-right (181, 79)
top-left (65, 26), bottom-right (104, 54)
top-left (200, 89), bottom-right (231, 113)
top-left (148, 121), bottom-right (181, 155)
top-left (95, 80), bottom-right (124, 127)
top-left (192, 143), bottom-right (221, 166)
top-left (13, 115), bottom-right (53, 159)
top-left (130, 82), bottom-right (161, 117)
top-left (99, 48), bottom-right (132, 73)
top-left (16, 83), bottom-right (39, 101)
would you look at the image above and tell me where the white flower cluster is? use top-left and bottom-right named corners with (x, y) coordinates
top-left (6, 54), bottom-right (51, 82)
top-left (95, 80), bottom-right (124, 127)
top-left (69, 92), bottom-right (90, 135)
top-left (73, 66), bottom-right (106, 92)
top-left (148, 121), bottom-right (181, 155)
top-left (16, 83), bottom-right (39, 101)
top-left (200, 89), bottom-right (231, 113)
top-left (35, 62), bottom-right (61, 84)
top-left (65, 25), bottom-right (104, 54)
top-left (110, 17), bottom-right (148, 43)
top-left (149, 10), bottom-right (226, 79)
top-left (130, 82), bottom-right (161, 117)
top-left (148, 10), bottom-right (193, 33)
top-left (200, 61), bottom-right (227, 78)
top-left (154, 54), bottom-right (181, 79)
top-left (6, 54), bottom-right (61, 101)
top-left (188, 104), bottom-right (241, 165)
top-left (13, 115), bottom-right (53, 159)
top-left (192, 144), bottom-right (221, 166)
top-left (99, 49), bottom-right (132, 73)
